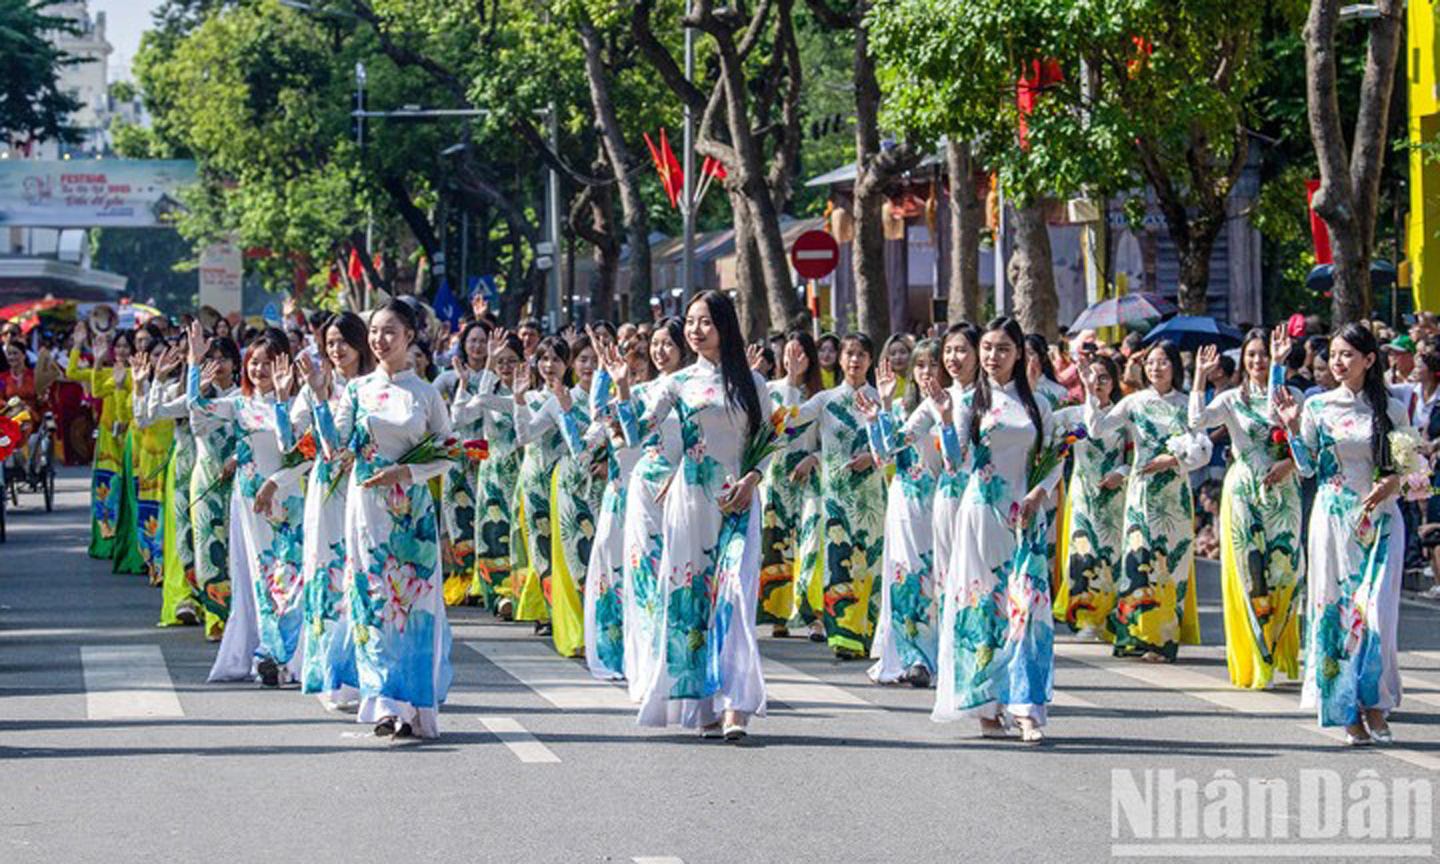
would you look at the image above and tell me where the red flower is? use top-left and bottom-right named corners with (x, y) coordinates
top-left (1270, 427), bottom-right (1288, 445)
top-left (464, 438), bottom-right (490, 462)
top-left (0, 415), bottom-right (19, 461)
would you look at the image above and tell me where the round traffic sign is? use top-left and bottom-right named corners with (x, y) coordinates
top-left (791, 230), bottom-right (840, 280)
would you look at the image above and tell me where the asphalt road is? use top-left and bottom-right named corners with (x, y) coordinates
top-left (3, 470), bottom-right (1439, 864)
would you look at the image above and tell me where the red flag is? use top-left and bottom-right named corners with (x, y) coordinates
top-left (660, 129), bottom-right (683, 208)
top-left (348, 248), bottom-right (365, 283)
top-left (644, 132), bottom-right (678, 208)
top-left (1305, 179), bottom-right (1333, 265)
top-left (1016, 59), bottom-right (1062, 148)
top-left (702, 157), bottom-right (726, 180)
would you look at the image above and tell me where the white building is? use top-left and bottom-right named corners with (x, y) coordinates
top-left (0, 2), bottom-right (136, 303)
top-left (2, 1), bottom-right (147, 161)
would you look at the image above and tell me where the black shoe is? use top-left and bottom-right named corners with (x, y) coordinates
top-left (833, 648), bottom-right (863, 661)
top-left (373, 717), bottom-right (397, 737)
top-left (256, 657), bottom-right (280, 688)
top-left (905, 663), bottom-right (932, 689)
top-left (534, 621), bottom-right (553, 637)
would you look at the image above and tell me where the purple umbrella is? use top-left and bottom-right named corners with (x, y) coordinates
top-left (1070, 293), bottom-right (1177, 332)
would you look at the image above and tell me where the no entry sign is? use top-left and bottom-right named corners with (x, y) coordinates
top-left (791, 230), bottom-right (840, 280)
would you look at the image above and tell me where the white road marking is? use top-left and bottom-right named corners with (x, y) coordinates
top-left (1056, 642), bottom-right (1301, 715)
top-left (1050, 689), bottom-right (1100, 709)
top-left (633, 858), bottom-right (685, 864)
top-left (478, 716), bottom-right (561, 763)
top-left (763, 659), bottom-right (875, 714)
top-left (1057, 641), bottom-right (1440, 772)
top-left (465, 640), bottom-right (631, 711)
top-left (81, 645), bottom-right (183, 720)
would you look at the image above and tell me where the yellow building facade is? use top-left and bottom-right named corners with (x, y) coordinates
top-left (1412, 0), bottom-right (1440, 310)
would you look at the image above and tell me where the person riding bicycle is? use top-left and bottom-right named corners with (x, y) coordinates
top-left (1, 340), bottom-right (59, 481)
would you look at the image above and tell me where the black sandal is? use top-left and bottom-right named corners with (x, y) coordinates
top-left (373, 717), bottom-right (397, 737)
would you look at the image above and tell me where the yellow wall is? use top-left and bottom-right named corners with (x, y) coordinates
top-left (1411, 0), bottom-right (1440, 311)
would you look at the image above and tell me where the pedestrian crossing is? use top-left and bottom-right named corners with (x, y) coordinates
top-left (80, 645), bottom-right (184, 720)
top-left (65, 631), bottom-right (1440, 771)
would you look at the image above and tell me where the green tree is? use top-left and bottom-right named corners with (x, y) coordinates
top-left (0, 0), bottom-right (81, 145)
top-left (871, 0), bottom-right (1301, 323)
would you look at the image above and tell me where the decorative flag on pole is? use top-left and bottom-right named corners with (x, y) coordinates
top-left (1016, 58), bottom-right (1062, 148)
top-left (693, 156), bottom-right (728, 210)
top-left (347, 248), bottom-right (365, 283)
top-left (1305, 179), bottom-right (1333, 265)
top-left (644, 130), bottom-right (684, 208)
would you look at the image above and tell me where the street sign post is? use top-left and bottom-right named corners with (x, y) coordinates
top-left (791, 230), bottom-right (840, 281)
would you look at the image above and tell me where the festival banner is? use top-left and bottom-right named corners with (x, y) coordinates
top-left (0, 160), bottom-right (197, 228)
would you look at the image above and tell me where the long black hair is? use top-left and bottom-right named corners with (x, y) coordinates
top-left (652, 316), bottom-right (692, 373)
top-left (1239, 327), bottom-right (1270, 405)
top-left (904, 337), bottom-right (947, 414)
top-left (240, 327), bottom-right (292, 397)
top-left (456, 319), bottom-right (491, 370)
top-left (1024, 333), bottom-right (1058, 382)
top-left (972, 317), bottom-right (1044, 454)
top-left (689, 290), bottom-right (762, 436)
top-left (324, 311), bottom-right (376, 377)
top-left (943, 322), bottom-right (980, 386)
top-left (1088, 354), bottom-right (1122, 405)
top-left (1141, 339), bottom-right (1186, 393)
top-left (784, 329), bottom-right (823, 398)
top-left (1334, 323), bottom-right (1394, 475)
top-left (534, 334), bottom-right (575, 387)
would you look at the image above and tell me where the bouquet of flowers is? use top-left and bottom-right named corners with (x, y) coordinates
top-left (327, 434), bottom-right (488, 499)
top-left (1164, 432), bottom-right (1211, 470)
top-left (1028, 424), bottom-right (1087, 489)
top-left (1386, 429), bottom-right (1432, 502)
top-left (739, 405), bottom-right (800, 478)
top-left (279, 430), bottom-right (318, 470)
top-left (1269, 426), bottom-right (1290, 462)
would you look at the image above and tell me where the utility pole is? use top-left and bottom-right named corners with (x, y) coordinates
top-left (545, 104), bottom-right (563, 330)
top-left (355, 61), bottom-right (372, 310)
top-left (680, 2), bottom-right (696, 300)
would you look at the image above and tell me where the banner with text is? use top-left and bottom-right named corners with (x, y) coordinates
top-left (198, 234), bottom-right (244, 318)
top-left (0, 160), bottom-right (197, 228)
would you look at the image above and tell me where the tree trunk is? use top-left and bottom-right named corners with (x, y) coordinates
top-left (569, 179), bottom-right (619, 323)
top-left (946, 139), bottom-right (981, 325)
top-left (852, 187), bottom-right (888, 340)
top-left (1007, 202), bottom-right (1058, 341)
top-left (1304, 0), bottom-right (1403, 325)
top-left (851, 19), bottom-right (890, 341)
top-left (576, 14), bottom-right (653, 323)
top-left (1175, 213), bottom-right (1224, 318)
top-left (730, 187), bottom-right (770, 338)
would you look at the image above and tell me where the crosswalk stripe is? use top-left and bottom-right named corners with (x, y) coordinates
top-left (81, 645), bottom-right (184, 720)
top-left (465, 640), bottom-right (631, 711)
top-left (1056, 642), bottom-right (1301, 715)
top-left (478, 716), bottom-right (561, 763)
top-left (1057, 642), bottom-right (1440, 772)
top-left (633, 858), bottom-right (685, 863)
top-left (762, 659), bottom-right (875, 714)
top-left (1050, 689), bottom-right (1100, 709)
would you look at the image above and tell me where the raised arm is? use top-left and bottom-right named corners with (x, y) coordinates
top-left (1187, 345), bottom-right (1228, 431)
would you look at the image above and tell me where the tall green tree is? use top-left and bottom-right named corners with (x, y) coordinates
top-left (0, 0), bottom-right (81, 145)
